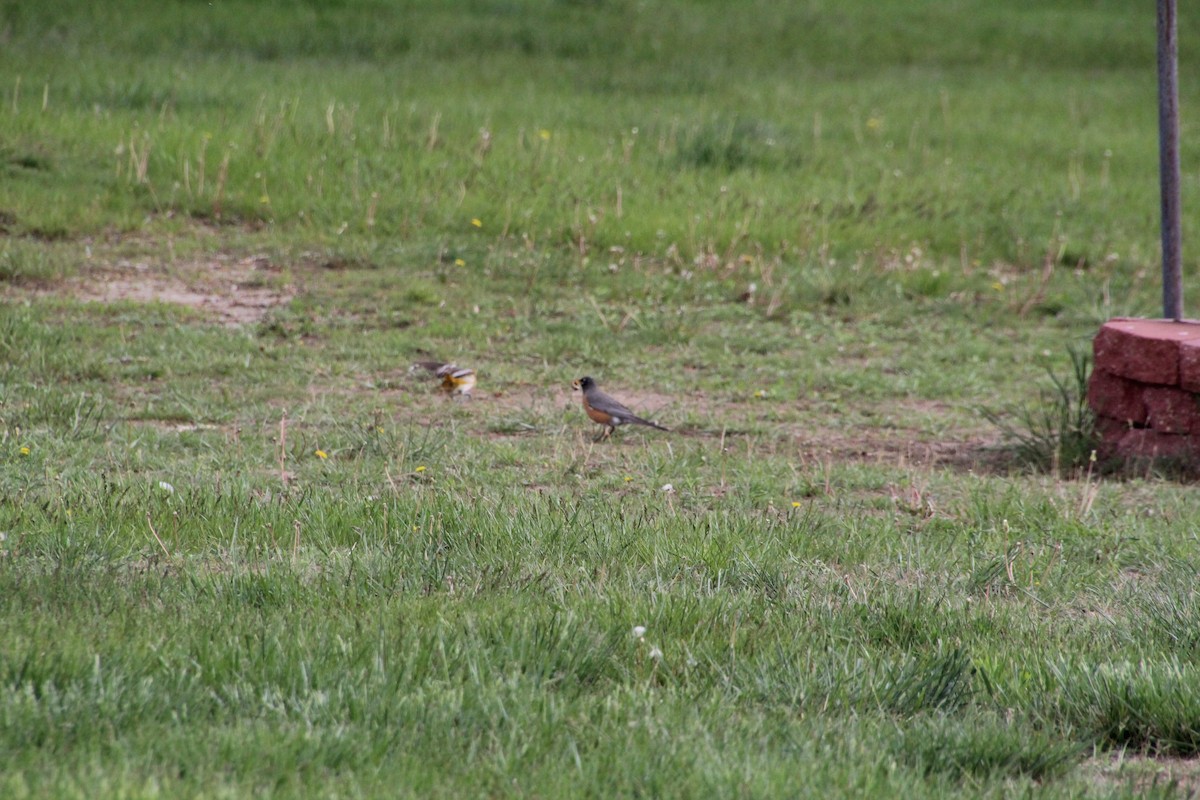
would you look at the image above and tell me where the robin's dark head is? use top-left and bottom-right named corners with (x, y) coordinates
top-left (573, 376), bottom-right (595, 391)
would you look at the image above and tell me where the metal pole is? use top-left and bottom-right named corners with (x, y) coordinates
top-left (1158, 0), bottom-right (1183, 320)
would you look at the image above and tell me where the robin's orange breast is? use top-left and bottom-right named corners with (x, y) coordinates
top-left (583, 396), bottom-right (614, 425)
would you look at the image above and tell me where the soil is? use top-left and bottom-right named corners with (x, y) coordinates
top-left (22, 253), bottom-right (294, 326)
top-left (1085, 752), bottom-right (1200, 796)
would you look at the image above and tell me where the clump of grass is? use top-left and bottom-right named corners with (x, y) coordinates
top-left (673, 117), bottom-right (794, 172)
top-left (2, 387), bottom-right (111, 441)
top-left (874, 648), bottom-right (974, 716)
top-left (0, 240), bottom-right (75, 283)
top-left (898, 712), bottom-right (1083, 782)
top-left (1127, 571), bottom-right (1200, 654)
top-left (1049, 658), bottom-right (1200, 757)
top-left (982, 346), bottom-right (1098, 474)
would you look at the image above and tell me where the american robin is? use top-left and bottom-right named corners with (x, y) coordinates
top-left (572, 376), bottom-right (669, 440)
top-left (415, 361), bottom-right (476, 398)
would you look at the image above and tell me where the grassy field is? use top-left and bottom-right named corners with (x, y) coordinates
top-left (4, 0), bottom-right (1200, 797)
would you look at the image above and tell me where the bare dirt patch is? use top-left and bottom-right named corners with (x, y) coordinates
top-left (784, 398), bottom-right (1006, 471)
top-left (1086, 752), bottom-right (1200, 796)
top-left (30, 253), bottom-right (294, 326)
top-left (793, 426), bottom-right (1004, 471)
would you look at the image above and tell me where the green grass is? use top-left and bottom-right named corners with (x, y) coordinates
top-left (4, 1), bottom-right (1200, 797)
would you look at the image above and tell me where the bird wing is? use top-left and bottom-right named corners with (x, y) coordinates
top-left (588, 389), bottom-right (638, 420)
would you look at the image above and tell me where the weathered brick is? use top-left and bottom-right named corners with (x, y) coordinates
top-left (1144, 386), bottom-right (1200, 434)
top-left (1085, 368), bottom-right (1147, 425)
top-left (1094, 414), bottom-right (1132, 444)
top-left (1115, 428), bottom-right (1200, 460)
top-left (1180, 338), bottom-right (1200, 393)
top-left (1092, 318), bottom-right (1200, 385)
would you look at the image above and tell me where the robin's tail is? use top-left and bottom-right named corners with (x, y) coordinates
top-left (631, 416), bottom-right (669, 432)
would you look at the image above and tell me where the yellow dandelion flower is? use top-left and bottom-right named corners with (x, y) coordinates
top-left (19, 446), bottom-right (30, 456)
top-left (624, 475), bottom-right (633, 482)
top-left (415, 465), bottom-right (427, 473)
top-left (454, 258), bottom-right (466, 267)
top-left (792, 501), bottom-right (802, 508)
top-left (470, 218), bottom-right (482, 228)
top-left (538, 129), bottom-right (551, 141)
top-left (315, 449), bottom-right (328, 459)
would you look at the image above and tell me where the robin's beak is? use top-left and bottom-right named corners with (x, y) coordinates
top-left (571, 379), bottom-right (581, 391)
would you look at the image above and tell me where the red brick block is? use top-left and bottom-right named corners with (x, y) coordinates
top-left (1144, 386), bottom-right (1200, 434)
top-left (1086, 368), bottom-right (1147, 425)
top-left (1094, 416), bottom-right (1131, 461)
top-left (1180, 339), bottom-right (1200, 393)
top-left (1115, 428), bottom-right (1200, 460)
top-left (1094, 415), bottom-right (1132, 445)
top-left (1093, 318), bottom-right (1200, 386)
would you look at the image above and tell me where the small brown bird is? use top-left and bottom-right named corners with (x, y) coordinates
top-left (415, 361), bottom-right (476, 398)
top-left (572, 376), bottom-right (669, 440)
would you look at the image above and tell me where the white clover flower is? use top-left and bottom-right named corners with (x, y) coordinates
top-left (632, 625), bottom-right (647, 640)
top-left (158, 481), bottom-right (175, 494)
top-left (661, 483), bottom-right (674, 493)
top-left (648, 646), bottom-right (663, 661)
